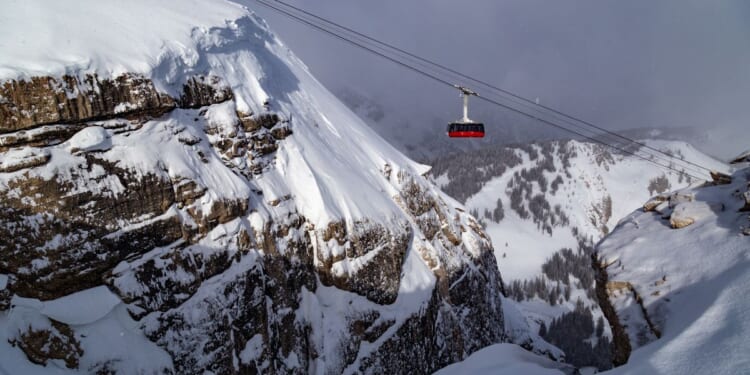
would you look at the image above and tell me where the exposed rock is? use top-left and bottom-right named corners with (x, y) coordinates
top-left (177, 76), bottom-right (233, 108)
top-left (0, 124), bottom-right (86, 151)
top-left (250, 132), bottom-right (279, 155)
top-left (605, 281), bottom-right (633, 295)
top-left (10, 319), bottom-right (83, 369)
top-left (594, 257), bottom-right (632, 367)
top-left (643, 195), bottom-right (668, 212)
top-left (316, 220), bottom-right (411, 305)
top-left (258, 113), bottom-right (280, 129)
top-left (173, 179), bottom-right (208, 206)
top-left (237, 111), bottom-right (260, 132)
top-left (0, 148), bottom-right (51, 173)
top-left (189, 198), bottom-right (249, 235)
top-left (238, 113), bottom-right (279, 133)
top-left (670, 214), bottom-right (695, 229)
top-left (0, 74), bottom-right (176, 132)
top-left (0, 156), bottom-right (216, 299)
top-left (137, 216), bottom-right (317, 375)
top-left (710, 170), bottom-right (732, 185)
top-left (359, 251), bottom-right (507, 374)
top-left (668, 200), bottom-right (719, 230)
top-left (270, 125), bottom-right (292, 140)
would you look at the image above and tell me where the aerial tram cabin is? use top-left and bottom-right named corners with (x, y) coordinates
top-left (447, 86), bottom-right (484, 138)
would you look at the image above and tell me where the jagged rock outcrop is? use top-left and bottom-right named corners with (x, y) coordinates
top-left (0, 74), bottom-right (175, 132)
top-left (593, 260), bottom-right (631, 367)
top-left (316, 220), bottom-right (411, 305)
top-left (359, 250), bottom-right (507, 374)
top-left (9, 318), bottom-right (83, 369)
top-left (178, 76), bottom-right (233, 109)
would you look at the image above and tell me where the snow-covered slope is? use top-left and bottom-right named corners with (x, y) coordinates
top-left (434, 343), bottom-right (576, 375)
top-left (0, 1), bottom-right (554, 373)
top-left (596, 165), bottom-right (750, 374)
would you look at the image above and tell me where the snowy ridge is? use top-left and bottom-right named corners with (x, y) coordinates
top-left (0, 0), bottom-right (247, 82)
top-left (596, 165), bottom-right (750, 374)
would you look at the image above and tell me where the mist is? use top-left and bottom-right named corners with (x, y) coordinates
top-left (253, 0), bottom-right (750, 160)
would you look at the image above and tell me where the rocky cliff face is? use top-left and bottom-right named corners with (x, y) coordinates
top-left (0, 8), bottom-right (526, 373)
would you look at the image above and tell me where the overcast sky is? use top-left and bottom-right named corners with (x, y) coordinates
top-left (253, 1), bottom-right (750, 158)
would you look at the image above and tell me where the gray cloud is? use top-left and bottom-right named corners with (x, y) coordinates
top-left (253, 0), bottom-right (750, 159)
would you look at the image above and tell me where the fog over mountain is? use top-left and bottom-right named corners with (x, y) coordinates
top-left (254, 0), bottom-right (750, 159)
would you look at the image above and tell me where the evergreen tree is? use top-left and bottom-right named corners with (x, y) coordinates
top-left (539, 321), bottom-right (548, 337)
top-left (596, 316), bottom-right (605, 337)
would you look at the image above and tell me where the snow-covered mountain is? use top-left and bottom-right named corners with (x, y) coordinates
top-left (0, 1), bottom-right (566, 373)
top-left (428, 139), bottom-right (730, 370)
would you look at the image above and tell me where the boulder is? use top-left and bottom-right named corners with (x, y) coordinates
top-left (670, 215), bottom-right (695, 229)
top-left (643, 195), bottom-right (668, 212)
top-left (670, 200), bottom-right (724, 229)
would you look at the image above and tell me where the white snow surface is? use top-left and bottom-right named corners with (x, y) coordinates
top-left (1, 288), bottom-right (172, 374)
top-left (66, 126), bottom-right (111, 153)
top-left (434, 343), bottom-right (569, 375)
top-left (12, 286), bottom-right (120, 326)
top-left (597, 166), bottom-right (750, 375)
top-left (0, 0), bottom-right (246, 82)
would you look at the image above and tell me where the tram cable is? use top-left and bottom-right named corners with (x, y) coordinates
top-left (263, 0), bottom-right (716, 176)
top-left (254, 0), bottom-right (712, 181)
